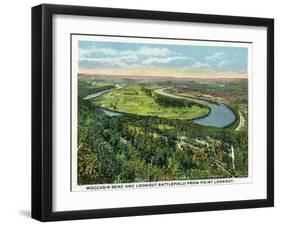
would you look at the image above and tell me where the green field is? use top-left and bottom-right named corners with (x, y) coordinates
top-left (93, 85), bottom-right (209, 120)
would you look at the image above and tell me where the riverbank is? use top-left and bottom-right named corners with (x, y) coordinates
top-left (155, 88), bottom-right (236, 128)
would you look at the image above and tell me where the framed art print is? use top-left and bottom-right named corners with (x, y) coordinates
top-left (32, 4), bottom-right (274, 221)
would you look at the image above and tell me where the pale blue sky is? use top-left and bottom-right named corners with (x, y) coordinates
top-left (78, 40), bottom-right (248, 73)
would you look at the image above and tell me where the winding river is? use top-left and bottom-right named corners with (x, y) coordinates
top-left (83, 88), bottom-right (116, 100)
top-left (84, 86), bottom-right (236, 128)
top-left (155, 88), bottom-right (236, 128)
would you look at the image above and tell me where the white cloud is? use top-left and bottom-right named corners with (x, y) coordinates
top-left (135, 46), bottom-right (176, 57)
top-left (79, 44), bottom-right (189, 69)
top-left (79, 45), bottom-right (178, 59)
top-left (217, 60), bottom-right (228, 68)
top-left (141, 56), bottom-right (187, 65)
top-left (193, 61), bottom-right (210, 68)
top-left (95, 48), bottom-right (118, 56)
top-left (80, 57), bottom-right (129, 68)
top-left (182, 61), bottom-right (211, 71)
top-left (79, 46), bottom-right (118, 57)
top-left (80, 55), bottom-right (188, 68)
top-left (205, 52), bottom-right (225, 62)
top-left (79, 48), bottom-right (92, 58)
top-left (217, 59), bottom-right (236, 69)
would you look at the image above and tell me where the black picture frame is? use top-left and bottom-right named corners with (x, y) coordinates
top-left (32, 4), bottom-right (274, 222)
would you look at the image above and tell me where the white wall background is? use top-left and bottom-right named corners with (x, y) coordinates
top-left (0, 0), bottom-right (279, 225)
